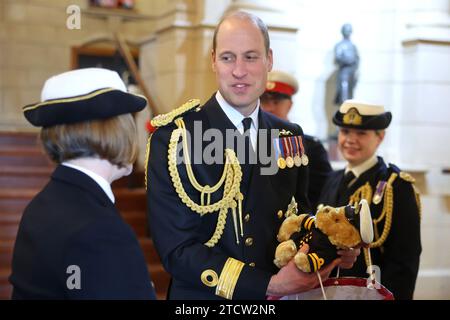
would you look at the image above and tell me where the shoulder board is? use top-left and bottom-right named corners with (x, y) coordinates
top-left (399, 171), bottom-right (416, 183)
top-left (388, 163), bottom-right (415, 183)
top-left (149, 99), bottom-right (201, 131)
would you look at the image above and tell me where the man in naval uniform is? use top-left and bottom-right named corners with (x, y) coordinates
top-left (261, 70), bottom-right (332, 208)
top-left (318, 100), bottom-right (422, 300)
top-left (146, 11), bottom-right (360, 300)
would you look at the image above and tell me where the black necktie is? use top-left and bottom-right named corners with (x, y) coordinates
top-left (337, 170), bottom-right (355, 200)
top-left (343, 170), bottom-right (355, 186)
top-left (242, 117), bottom-right (252, 133)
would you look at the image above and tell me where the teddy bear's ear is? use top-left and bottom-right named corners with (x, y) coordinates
top-left (359, 199), bottom-right (374, 244)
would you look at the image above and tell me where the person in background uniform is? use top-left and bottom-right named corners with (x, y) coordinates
top-left (9, 68), bottom-right (156, 300)
top-left (318, 100), bottom-right (421, 300)
top-left (260, 70), bottom-right (332, 208)
top-left (146, 11), bottom-right (360, 300)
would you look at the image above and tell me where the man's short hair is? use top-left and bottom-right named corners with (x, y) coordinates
top-left (40, 114), bottom-right (138, 168)
top-left (212, 11), bottom-right (270, 55)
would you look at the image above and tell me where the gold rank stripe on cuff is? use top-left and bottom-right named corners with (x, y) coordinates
top-left (215, 258), bottom-right (245, 300)
top-left (311, 253), bottom-right (324, 270)
top-left (305, 217), bottom-right (315, 230)
top-left (308, 253), bottom-right (324, 272)
top-left (308, 253), bottom-right (318, 272)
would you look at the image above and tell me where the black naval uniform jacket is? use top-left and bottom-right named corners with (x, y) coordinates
top-left (147, 95), bottom-right (311, 300)
top-left (9, 165), bottom-right (156, 299)
top-left (318, 157), bottom-right (421, 300)
top-left (303, 135), bottom-right (332, 209)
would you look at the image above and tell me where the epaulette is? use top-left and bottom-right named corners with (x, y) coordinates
top-left (147, 99), bottom-right (201, 133)
top-left (399, 172), bottom-right (416, 183)
top-left (388, 163), bottom-right (415, 183)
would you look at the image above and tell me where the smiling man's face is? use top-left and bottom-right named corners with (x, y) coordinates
top-left (212, 17), bottom-right (273, 116)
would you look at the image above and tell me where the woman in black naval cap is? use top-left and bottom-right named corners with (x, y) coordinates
top-left (318, 99), bottom-right (421, 300)
top-left (9, 68), bottom-right (156, 299)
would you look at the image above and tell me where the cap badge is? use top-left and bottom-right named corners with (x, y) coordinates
top-left (266, 81), bottom-right (276, 90)
top-left (343, 107), bottom-right (362, 126)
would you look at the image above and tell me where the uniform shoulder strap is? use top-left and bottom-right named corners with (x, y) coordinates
top-left (388, 163), bottom-right (416, 184)
top-left (148, 99), bottom-right (201, 132)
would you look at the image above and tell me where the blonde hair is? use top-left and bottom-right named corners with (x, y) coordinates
top-left (40, 114), bottom-right (138, 168)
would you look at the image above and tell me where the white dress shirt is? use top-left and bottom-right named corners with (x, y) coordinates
top-left (345, 155), bottom-right (378, 186)
top-left (215, 91), bottom-right (259, 151)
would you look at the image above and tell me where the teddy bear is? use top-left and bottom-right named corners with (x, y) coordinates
top-left (274, 197), bottom-right (373, 273)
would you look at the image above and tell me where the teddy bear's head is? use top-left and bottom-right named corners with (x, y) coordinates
top-left (315, 205), bottom-right (361, 249)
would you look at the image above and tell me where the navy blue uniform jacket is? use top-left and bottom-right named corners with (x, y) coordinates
top-left (9, 165), bottom-right (156, 299)
top-left (318, 157), bottom-right (421, 300)
top-left (303, 135), bottom-right (332, 209)
top-left (147, 96), bottom-right (311, 299)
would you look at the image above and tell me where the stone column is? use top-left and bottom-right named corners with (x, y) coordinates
top-left (399, 6), bottom-right (450, 300)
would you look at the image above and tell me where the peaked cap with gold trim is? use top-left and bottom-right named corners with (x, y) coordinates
top-left (333, 100), bottom-right (392, 130)
top-left (23, 68), bottom-right (147, 127)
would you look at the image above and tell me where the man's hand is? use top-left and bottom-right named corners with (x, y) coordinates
top-left (336, 246), bottom-right (361, 269)
top-left (266, 244), bottom-right (339, 296)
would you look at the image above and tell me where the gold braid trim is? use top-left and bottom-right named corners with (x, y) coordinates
top-left (399, 171), bottom-right (415, 183)
top-left (150, 99), bottom-right (200, 128)
top-left (400, 172), bottom-right (422, 221)
top-left (348, 182), bottom-right (373, 207)
top-left (167, 118), bottom-right (243, 248)
top-left (363, 172), bottom-right (398, 267)
top-left (216, 258), bottom-right (245, 300)
top-left (144, 134), bottom-right (152, 191)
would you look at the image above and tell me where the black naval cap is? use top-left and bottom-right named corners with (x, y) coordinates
top-left (344, 199), bottom-right (374, 245)
top-left (23, 68), bottom-right (147, 127)
top-left (333, 100), bottom-right (392, 130)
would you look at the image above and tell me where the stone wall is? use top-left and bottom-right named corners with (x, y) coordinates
top-left (0, 0), bottom-right (156, 132)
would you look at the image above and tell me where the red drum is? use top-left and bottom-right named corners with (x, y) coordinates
top-left (268, 277), bottom-right (394, 300)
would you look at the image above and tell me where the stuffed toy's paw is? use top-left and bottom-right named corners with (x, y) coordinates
top-left (273, 240), bottom-right (297, 268)
top-left (294, 251), bottom-right (311, 273)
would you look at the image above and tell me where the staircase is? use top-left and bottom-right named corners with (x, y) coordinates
top-left (0, 132), bottom-right (169, 299)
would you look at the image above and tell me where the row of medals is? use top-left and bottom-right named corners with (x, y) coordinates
top-left (278, 153), bottom-right (309, 169)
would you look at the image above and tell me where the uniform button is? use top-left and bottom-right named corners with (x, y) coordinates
top-left (244, 214), bottom-right (250, 222)
top-left (249, 262), bottom-right (256, 267)
top-left (245, 237), bottom-right (253, 246)
top-left (277, 210), bottom-right (283, 219)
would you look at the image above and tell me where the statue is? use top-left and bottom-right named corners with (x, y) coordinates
top-left (334, 23), bottom-right (359, 105)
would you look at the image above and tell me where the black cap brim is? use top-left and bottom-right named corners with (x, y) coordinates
top-left (23, 88), bottom-right (147, 127)
top-left (333, 111), bottom-right (392, 130)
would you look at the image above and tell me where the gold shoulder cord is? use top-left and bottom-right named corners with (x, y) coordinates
top-left (144, 134), bottom-right (152, 191)
top-left (145, 99), bottom-right (201, 191)
top-left (348, 182), bottom-right (373, 208)
top-left (355, 173), bottom-right (397, 267)
top-left (168, 118), bottom-right (244, 247)
top-left (150, 99), bottom-right (201, 128)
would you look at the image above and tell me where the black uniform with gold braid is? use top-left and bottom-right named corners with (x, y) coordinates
top-left (318, 100), bottom-right (422, 300)
top-left (146, 95), bottom-right (311, 299)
